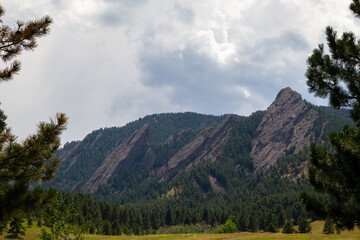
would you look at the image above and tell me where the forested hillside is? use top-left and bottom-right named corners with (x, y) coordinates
top-left (52, 112), bottom-right (229, 190)
top-left (45, 88), bottom-right (354, 235)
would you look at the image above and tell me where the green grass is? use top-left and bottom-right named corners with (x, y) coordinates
top-left (0, 221), bottom-right (359, 240)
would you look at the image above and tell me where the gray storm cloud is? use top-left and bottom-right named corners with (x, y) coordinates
top-left (0, 0), bottom-right (355, 143)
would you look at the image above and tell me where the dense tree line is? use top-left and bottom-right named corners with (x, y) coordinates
top-left (35, 153), bottom-right (317, 236)
top-left (63, 169), bottom-right (314, 235)
top-left (1, 148), bottom-right (327, 237)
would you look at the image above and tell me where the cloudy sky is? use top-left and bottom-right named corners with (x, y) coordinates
top-left (0, 0), bottom-right (357, 143)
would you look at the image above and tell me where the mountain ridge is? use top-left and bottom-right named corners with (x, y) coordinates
top-left (51, 87), bottom-right (353, 202)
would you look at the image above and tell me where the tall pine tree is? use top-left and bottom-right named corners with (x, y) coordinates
top-left (301, 0), bottom-right (360, 231)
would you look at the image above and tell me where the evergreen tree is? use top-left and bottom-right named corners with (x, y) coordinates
top-left (0, 3), bottom-right (67, 227)
top-left (184, 215), bottom-right (191, 225)
top-left (174, 209), bottom-right (182, 225)
top-left (278, 209), bottom-right (286, 227)
top-left (237, 214), bottom-right (249, 232)
top-left (150, 211), bottom-right (160, 230)
top-left (88, 225), bottom-right (96, 235)
top-left (134, 214), bottom-right (142, 234)
top-left (7, 216), bottom-right (26, 239)
top-left (282, 220), bottom-right (294, 234)
top-left (111, 220), bottom-right (121, 235)
top-left (323, 219), bottom-right (335, 234)
top-left (202, 208), bottom-right (209, 224)
top-left (0, 5), bottom-right (52, 81)
top-left (248, 215), bottom-right (258, 232)
top-left (142, 212), bottom-right (151, 234)
top-left (37, 219), bottom-right (42, 228)
top-left (165, 208), bottom-right (173, 226)
top-left (298, 217), bottom-right (312, 233)
top-left (301, 0), bottom-right (360, 231)
top-left (267, 223), bottom-right (277, 233)
top-left (102, 221), bottom-right (111, 235)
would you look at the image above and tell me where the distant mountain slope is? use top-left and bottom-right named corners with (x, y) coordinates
top-left (158, 115), bottom-right (234, 179)
top-left (51, 88), bottom-right (353, 205)
top-left (52, 112), bottom-right (229, 190)
top-left (81, 124), bottom-right (153, 193)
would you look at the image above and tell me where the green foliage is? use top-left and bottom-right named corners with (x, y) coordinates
top-left (157, 223), bottom-right (211, 234)
top-left (323, 219), bottom-right (335, 234)
top-left (27, 218), bottom-right (33, 228)
top-left (165, 208), bottom-right (173, 226)
top-left (50, 150), bottom-right (319, 235)
top-left (0, 221), bottom-right (6, 235)
top-left (219, 111), bottom-right (264, 172)
top-left (282, 220), bottom-right (294, 234)
top-left (0, 3), bottom-right (66, 232)
top-left (309, 105), bottom-right (354, 142)
top-left (0, 5), bottom-right (52, 81)
top-left (298, 217), bottom-right (312, 233)
top-left (302, 126), bottom-right (360, 230)
top-left (101, 221), bottom-right (111, 235)
top-left (7, 216), bottom-right (26, 239)
top-left (71, 150), bottom-right (316, 234)
top-left (152, 129), bottom-right (197, 169)
top-left (267, 223), bottom-right (277, 233)
top-left (306, 23), bottom-right (360, 123)
top-left (217, 219), bottom-right (238, 233)
top-left (302, 0), bottom-right (360, 231)
top-left (40, 192), bottom-right (84, 240)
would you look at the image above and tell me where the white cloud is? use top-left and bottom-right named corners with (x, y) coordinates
top-left (0, 0), bottom-right (357, 143)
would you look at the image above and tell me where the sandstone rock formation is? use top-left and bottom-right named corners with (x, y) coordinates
top-left (158, 115), bottom-right (234, 176)
top-left (81, 124), bottom-right (153, 193)
top-left (251, 87), bottom-right (318, 172)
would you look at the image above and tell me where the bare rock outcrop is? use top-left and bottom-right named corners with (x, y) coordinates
top-left (82, 124), bottom-right (153, 193)
top-left (251, 87), bottom-right (318, 172)
top-left (158, 115), bottom-right (233, 176)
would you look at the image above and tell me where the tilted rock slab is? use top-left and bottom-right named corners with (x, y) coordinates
top-left (158, 115), bottom-right (233, 177)
top-left (82, 124), bottom-right (153, 193)
top-left (251, 87), bottom-right (318, 172)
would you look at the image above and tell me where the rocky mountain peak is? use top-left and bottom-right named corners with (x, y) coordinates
top-left (81, 123), bottom-right (153, 193)
top-left (251, 87), bottom-right (318, 172)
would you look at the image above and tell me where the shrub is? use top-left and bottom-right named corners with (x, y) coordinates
top-left (217, 219), bottom-right (238, 233)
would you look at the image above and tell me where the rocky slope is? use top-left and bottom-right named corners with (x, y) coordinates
top-left (81, 124), bottom-right (154, 193)
top-left (250, 87), bottom-right (318, 172)
top-left (158, 115), bottom-right (234, 178)
top-left (51, 87), bottom-right (353, 200)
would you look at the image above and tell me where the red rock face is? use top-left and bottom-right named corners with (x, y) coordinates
top-left (81, 124), bottom-right (153, 193)
top-left (251, 87), bottom-right (318, 172)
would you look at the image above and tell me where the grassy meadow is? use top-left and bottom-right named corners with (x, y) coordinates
top-left (1, 221), bottom-right (359, 240)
